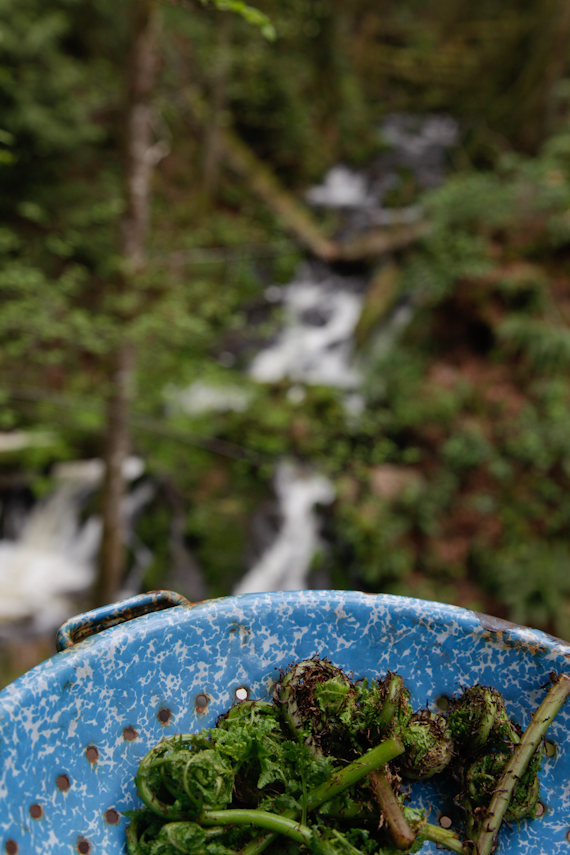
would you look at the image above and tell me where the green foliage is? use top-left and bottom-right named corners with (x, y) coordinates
top-left (441, 427), bottom-right (493, 472)
top-left (474, 542), bottom-right (570, 639)
top-left (336, 499), bottom-right (414, 590)
top-left (499, 318), bottom-right (570, 372)
top-left (350, 0), bottom-right (570, 156)
top-left (3, 0), bottom-right (570, 648)
top-left (177, 0), bottom-right (380, 182)
top-left (337, 123), bottom-right (570, 635)
top-left (185, 494), bottom-right (253, 597)
top-left (201, 0), bottom-right (276, 40)
top-left (129, 118), bottom-right (570, 632)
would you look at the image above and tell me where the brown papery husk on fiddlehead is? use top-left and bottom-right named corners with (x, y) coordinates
top-left (275, 657), bottom-right (358, 758)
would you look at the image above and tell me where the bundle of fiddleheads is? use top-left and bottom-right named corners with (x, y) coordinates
top-left (127, 660), bottom-right (570, 855)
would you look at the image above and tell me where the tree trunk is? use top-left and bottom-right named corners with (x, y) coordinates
top-left (94, 0), bottom-right (158, 608)
top-left (203, 11), bottom-right (232, 198)
top-left (94, 343), bottom-right (134, 607)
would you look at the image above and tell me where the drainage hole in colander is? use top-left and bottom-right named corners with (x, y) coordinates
top-left (77, 837), bottom-right (91, 854)
top-left (123, 726), bottom-right (137, 741)
top-left (104, 809), bottom-right (120, 825)
top-left (157, 707), bottom-right (172, 724)
top-left (29, 804), bottom-right (43, 820)
top-left (438, 816), bottom-right (452, 829)
top-left (566, 829), bottom-right (570, 843)
top-left (195, 694), bottom-right (209, 712)
top-left (85, 746), bottom-right (98, 763)
top-left (535, 802), bottom-right (546, 817)
top-left (235, 687), bottom-right (248, 701)
top-left (544, 741), bottom-right (557, 757)
top-left (435, 696), bottom-right (450, 711)
top-left (56, 774), bottom-right (70, 792)
top-left (5, 840), bottom-right (17, 854)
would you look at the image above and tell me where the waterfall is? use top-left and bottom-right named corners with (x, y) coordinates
top-left (234, 116), bottom-right (458, 595)
top-left (0, 457), bottom-right (147, 630)
top-left (233, 460), bottom-right (334, 595)
top-left (249, 264), bottom-right (365, 389)
top-left (0, 113), bottom-right (458, 620)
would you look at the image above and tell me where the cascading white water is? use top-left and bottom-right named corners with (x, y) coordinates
top-left (236, 258), bottom-right (368, 594)
top-left (235, 116), bottom-right (458, 594)
top-left (305, 164), bottom-right (377, 209)
top-left (250, 266), bottom-right (364, 389)
top-left (233, 460), bottom-right (334, 595)
top-left (0, 457), bottom-right (146, 630)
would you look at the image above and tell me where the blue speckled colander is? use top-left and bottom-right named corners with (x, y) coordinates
top-left (0, 590), bottom-right (569, 854)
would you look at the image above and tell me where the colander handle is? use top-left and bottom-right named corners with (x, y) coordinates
top-left (55, 590), bottom-right (191, 651)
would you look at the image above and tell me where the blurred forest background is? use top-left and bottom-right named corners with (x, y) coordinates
top-left (2, 0), bottom-right (570, 686)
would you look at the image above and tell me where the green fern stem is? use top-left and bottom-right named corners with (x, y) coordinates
top-left (240, 737), bottom-right (404, 855)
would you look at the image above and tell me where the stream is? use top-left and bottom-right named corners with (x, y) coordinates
top-left (0, 114), bottom-right (457, 632)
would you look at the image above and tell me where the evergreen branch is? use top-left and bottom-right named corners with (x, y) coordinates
top-left (159, 0), bottom-right (275, 39)
top-left (8, 387), bottom-right (269, 465)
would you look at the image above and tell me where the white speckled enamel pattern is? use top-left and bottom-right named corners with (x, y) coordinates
top-left (0, 590), bottom-right (569, 854)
